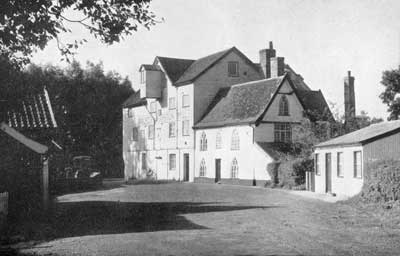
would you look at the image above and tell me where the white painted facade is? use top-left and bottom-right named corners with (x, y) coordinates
top-left (313, 145), bottom-right (364, 197)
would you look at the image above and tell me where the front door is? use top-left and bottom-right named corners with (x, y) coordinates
top-left (325, 153), bottom-right (332, 193)
top-left (215, 159), bottom-right (221, 183)
top-left (183, 153), bottom-right (189, 182)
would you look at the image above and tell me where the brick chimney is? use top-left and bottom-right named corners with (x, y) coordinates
top-left (344, 70), bottom-right (356, 121)
top-left (259, 41), bottom-right (276, 78)
top-left (270, 57), bottom-right (285, 78)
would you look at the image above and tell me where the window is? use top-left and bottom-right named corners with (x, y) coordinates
top-left (354, 151), bottom-right (362, 178)
top-left (141, 153), bottom-right (147, 170)
top-left (337, 152), bottom-right (343, 177)
top-left (231, 158), bottom-right (239, 178)
top-left (169, 97), bottom-right (176, 109)
top-left (228, 61), bottom-right (239, 77)
top-left (169, 154), bottom-right (176, 171)
top-left (279, 95), bottom-right (289, 116)
top-left (156, 127), bottom-right (161, 140)
top-left (140, 70), bottom-right (146, 84)
top-left (169, 122), bottom-right (176, 137)
top-left (200, 132), bottom-right (207, 151)
top-left (148, 125), bottom-right (154, 139)
top-left (216, 131), bottom-right (222, 149)
top-left (199, 158), bottom-right (206, 177)
top-left (182, 120), bottom-right (189, 136)
top-left (182, 94), bottom-right (189, 107)
top-left (274, 123), bottom-right (292, 143)
top-left (150, 102), bottom-right (156, 113)
top-left (315, 153), bottom-right (320, 175)
top-left (231, 129), bottom-right (240, 150)
top-left (128, 108), bottom-right (133, 118)
top-left (131, 127), bottom-right (138, 141)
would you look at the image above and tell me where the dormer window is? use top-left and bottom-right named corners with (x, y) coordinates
top-left (228, 61), bottom-right (239, 77)
top-left (279, 95), bottom-right (289, 116)
top-left (140, 70), bottom-right (146, 84)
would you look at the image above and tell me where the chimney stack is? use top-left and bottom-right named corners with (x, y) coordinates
top-left (344, 70), bottom-right (356, 121)
top-left (259, 41), bottom-right (276, 78)
top-left (270, 57), bottom-right (285, 78)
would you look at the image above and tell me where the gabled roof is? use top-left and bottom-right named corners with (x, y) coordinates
top-left (194, 76), bottom-right (285, 128)
top-left (284, 64), bottom-right (310, 91)
top-left (140, 64), bottom-right (161, 71)
top-left (174, 47), bottom-right (258, 86)
top-left (122, 90), bottom-right (147, 108)
top-left (0, 88), bottom-right (57, 131)
top-left (0, 122), bottom-right (48, 154)
top-left (296, 90), bottom-right (333, 121)
top-left (315, 120), bottom-right (400, 148)
top-left (155, 57), bottom-right (195, 83)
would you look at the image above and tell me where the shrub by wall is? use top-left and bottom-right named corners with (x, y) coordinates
top-left (361, 160), bottom-right (400, 204)
top-left (267, 157), bottom-right (313, 189)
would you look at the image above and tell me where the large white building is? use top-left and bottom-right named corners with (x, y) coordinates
top-left (122, 42), bottom-right (332, 185)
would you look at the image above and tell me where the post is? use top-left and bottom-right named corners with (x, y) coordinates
top-left (42, 156), bottom-right (49, 211)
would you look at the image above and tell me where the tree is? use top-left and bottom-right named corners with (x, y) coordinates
top-left (380, 66), bottom-right (400, 120)
top-left (0, 0), bottom-right (158, 66)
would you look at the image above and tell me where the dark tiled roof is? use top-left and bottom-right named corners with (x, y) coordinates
top-left (175, 47), bottom-right (235, 85)
top-left (194, 76), bottom-right (284, 128)
top-left (122, 90), bottom-right (147, 108)
top-left (156, 57), bottom-right (195, 83)
top-left (140, 64), bottom-right (161, 71)
top-left (0, 88), bottom-right (57, 130)
top-left (284, 64), bottom-right (310, 91)
top-left (296, 90), bottom-right (333, 121)
top-left (315, 120), bottom-right (400, 148)
top-left (256, 142), bottom-right (293, 161)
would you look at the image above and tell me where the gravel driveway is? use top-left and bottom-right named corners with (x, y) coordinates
top-left (19, 182), bottom-right (400, 256)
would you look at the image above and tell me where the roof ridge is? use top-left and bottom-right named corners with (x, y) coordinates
top-left (156, 56), bottom-right (195, 61)
top-left (231, 76), bottom-right (284, 88)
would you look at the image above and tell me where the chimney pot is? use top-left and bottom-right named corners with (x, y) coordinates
top-left (348, 70), bottom-right (351, 77)
top-left (269, 41), bottom-right (273, 50)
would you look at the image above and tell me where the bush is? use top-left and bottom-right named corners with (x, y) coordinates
top-left (360, 160), bottom-right (400, 203)
top-left (271, 157), bottom-right (314, 189)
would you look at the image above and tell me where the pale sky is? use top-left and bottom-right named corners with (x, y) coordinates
top-left (32, 0), bottom-right (400, 119)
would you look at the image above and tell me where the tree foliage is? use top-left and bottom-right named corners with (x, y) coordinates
top-left (380, 66), bottom-right (400, 120)
top-left (0, 0), bottom-right (157, 66)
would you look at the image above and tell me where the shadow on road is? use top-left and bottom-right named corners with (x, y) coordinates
top-left (7, 201), bottom-right (278, 242)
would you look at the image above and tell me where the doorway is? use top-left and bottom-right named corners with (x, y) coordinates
top-left (183, 153), bottom-right (189, 182)
top-left (325, 153), bottom-right (332, 193)
top-left (215, 159), bottom-right (221, 183)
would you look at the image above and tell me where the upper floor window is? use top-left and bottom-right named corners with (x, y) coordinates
top-left (216, 131), bottom-right (222, 149)
top-left (140, 70), bottom-right (146, 84)
top-left (169, 122), bottom-right (176, 137)
top-left (228, 61), bottom-right (239, 77)
top-left (182, 120), bottom-right (189, 136)
top-left (182, 94), bottom-right (190, 107)
top-left (231, 158), bottom-right (239, 178)
top-left (354, 151), bottom-right (362, 178)
top-left (337, 152), bottom-right (344, 177)
top-left (231, 129), bottom-right (240, 150)
top-left (274, 123), bottom-right (291, 143)
top-left (169, 154), bottom-right (176, 171)
top-left (199, 158), bottom-right (206, 177)
top-left (131, 127), bottom-right (138, 141)
top-left (148, 125), bottom-right (154, 139)
top-left (315, 153), bottom-right (320, 175)
top-left (150, 102), bottom-right (156, 113)
top-left (200, 132), bottom-right (207, 151)
top-left (127, 108), bottom-right (133, 118)
top-left (279, 95), bottom-right (289, 116)
top-left (169, 97), bottom-right (176, 109)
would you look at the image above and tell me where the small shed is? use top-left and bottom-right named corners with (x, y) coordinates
top-left (313, 120), bottom-right (400, 197)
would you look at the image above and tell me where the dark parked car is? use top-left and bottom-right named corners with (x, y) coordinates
top-left (55, 156), bottom-right (102, 192)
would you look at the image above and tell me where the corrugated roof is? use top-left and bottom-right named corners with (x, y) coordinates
top-left (194, 76), bottom-right (284, 128)
top-left (0, 88), bottom-right (57, 130)
top-left (175, 47), bottom-right (235, 85)
top-left (122, 90), bottom-right (147, 108)
top-left (156, 57), bottom-right (195, 83)
top-left (315, 120), bottom-right (400, 148)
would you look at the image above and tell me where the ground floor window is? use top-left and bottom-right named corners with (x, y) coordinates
top-left (315, 153), bottom-right (320, 175)
top-left (199, 158), bottom-right (206, 177)
top-left (353, 151), bottom-right (362, 178)
top-left (231, 158), bottom-right (238, 179)
top-left (169, 154), bottom-right (176, 171)
top-left (141, 153), bottom-right (147, 170)
top-left (337, 152), bottom-right (343, 177)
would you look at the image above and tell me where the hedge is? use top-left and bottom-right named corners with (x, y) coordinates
top-left (267, 157), bottom-right (313, 189)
